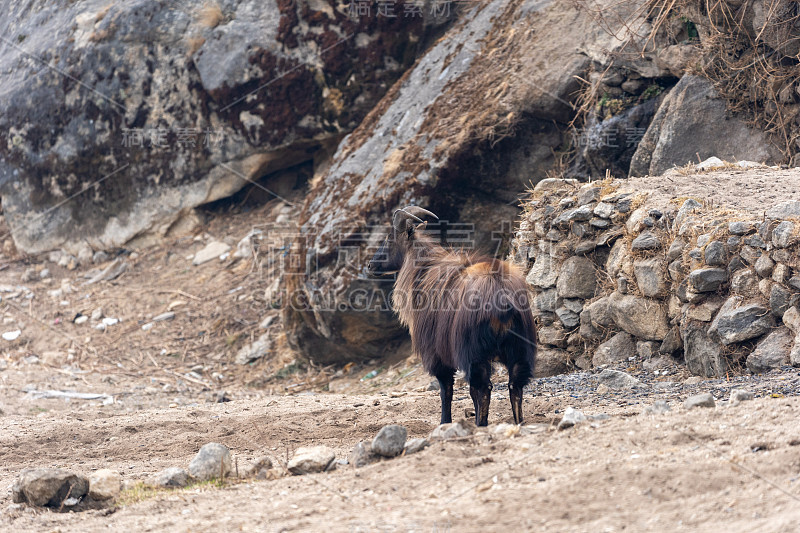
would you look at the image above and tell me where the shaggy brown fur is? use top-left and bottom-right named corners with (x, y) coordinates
top-left (369, 212), bottom-right (537, 426)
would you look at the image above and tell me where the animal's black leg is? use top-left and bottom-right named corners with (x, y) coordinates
top-left (508, 361), bottom-right (533, 425)
top-left (509, 382), bottom-right (524, 425)
top-left (435, 368), bottom-right (455, 425)
top-left (468, 361), bottom-right (492, 426)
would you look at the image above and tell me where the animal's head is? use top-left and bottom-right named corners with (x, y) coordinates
top-left (367, 206), bottom-right (438, 276)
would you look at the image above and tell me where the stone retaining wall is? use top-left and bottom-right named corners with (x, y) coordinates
top-left (511, 177), bottom-right (800, 377)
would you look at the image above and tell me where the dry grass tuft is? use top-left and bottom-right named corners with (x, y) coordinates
top-left (198, 3), bottom-right (225, 28)
top-left (186, 36), bottom-right (206, 57)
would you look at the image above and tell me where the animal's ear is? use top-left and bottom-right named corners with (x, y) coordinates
top-left (406, 221), bottom-right (426, 240)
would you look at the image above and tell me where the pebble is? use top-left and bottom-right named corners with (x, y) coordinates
top-left (91, 308), bottom-right (104, 321)
top-left (350, 441), bottom-right (380, 468)
top-left (729, 221), bottom-right (756, 235)
top-left (235, 334), bottom-right (271, 365)
top-left (93, 251), bottom-right (109, 264)
top-left (558, 407), bottom-right (587, 430)
top-left (696, 156), bottom-right (724, 170)
top-left (88, 469), bottom-right (121, 501)
top-left (684, 392), bottom-right (715, 409)
top-left (152, 467), bottom-right (190, 488)
top-left (430, 422), bottom-right (470, 440)
top-left (288, 446), bottom-right (335, 475)
top-left (642, 400), bottom-right (671, 415)
top-left (492, 423), bottom-right (521, 437)
top-left (404, 438), bottom-right (429, 455)
top-left (2, 330), bottom-right (21, 341)
top-left (21, 268), bottom-right (36, 282)
top-left (244, 457), bottom-right (273, 479)
top-left (371, 425), bottom-right (408, 457)
top-left (631, 231), bottom-right (661, 250)
top-left (597, 369), bottom-right (642, 390)
top-left (152, 312), bottom-right (175, 322)
top-left (188, 443), bottom-right (232, 481)
top-left (729, 389), bottom-right (754, 405)
top-left (193, 242), bottom-right (232, 266)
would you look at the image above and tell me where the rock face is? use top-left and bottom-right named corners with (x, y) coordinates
top-left (629, 75), bottom-right (782, 177)
top-left (12, 468), bottom-right (89, 507)
top-left (284, 0), bottom-right (644, 364)
top-left (0, 0), bottom-right (436, 255)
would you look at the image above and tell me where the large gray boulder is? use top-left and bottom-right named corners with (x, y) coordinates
top-left (12, 468), bottom-right (89, 507)
top-left (0, 0), bottom-right (436, 254)
top-left (284, 0), bottom-right (645, 364)
top-left (630, 75), bottom-right (782, 177)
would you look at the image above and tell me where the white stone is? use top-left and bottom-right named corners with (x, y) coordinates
top-left (696, 156), bottom-right (724, 170)
top-left (193, 242), bottom-right (232, 266)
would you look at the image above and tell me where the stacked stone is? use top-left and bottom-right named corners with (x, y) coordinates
top-left (512, 178), bottom-right (800, 378)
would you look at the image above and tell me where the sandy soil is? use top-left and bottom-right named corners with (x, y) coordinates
top-left (2, 167), bottom-right (800, 532)
top-left (625, 165), bottom-right (800, 216)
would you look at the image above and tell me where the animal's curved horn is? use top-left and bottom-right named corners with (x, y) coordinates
top-left (402, 206), bottom-right (439, 221)
top-left (392, 206), bottom-right (438, 233)
top-left (392, 209), bottom-right (421, 233)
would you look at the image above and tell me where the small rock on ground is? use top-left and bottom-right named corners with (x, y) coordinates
top-left (12, 468), bottom-right (89, 507)
top-left (597, 369), bottom-right (642, 390)
top-left (642, 400), bottom-right (671, 415)
top-left (88, 469), bottom-right (121, 501)
top-left (152, 467), bottom-right (190, 488)
top-left (371, 424), bottom-right (408, 457)
top-left (730, 389), bottom-right (754, 405)
top-left (684, 392), bottom-right (716, 409)
top-left (558, 407), bottom-right (586, 430)
top-left (188, 443), bottom-right (232, 481)
top-left (350, 441), bottom-right (380, 468)
top-left (430, 422), bottom-right (470, 440)
top-left (193, 242), bottom-right (231, 266)
top-left (493, 423), bottom-right (521, 437)
top-left (288, 446), bottom-right (335, 475)
top-left (404, 438), bottom-right (429, 455)
top-left (244, 457), bottom-right (273, 479)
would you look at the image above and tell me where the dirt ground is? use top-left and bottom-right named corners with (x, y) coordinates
top-left (2, 167), bottom-right (800, 532)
